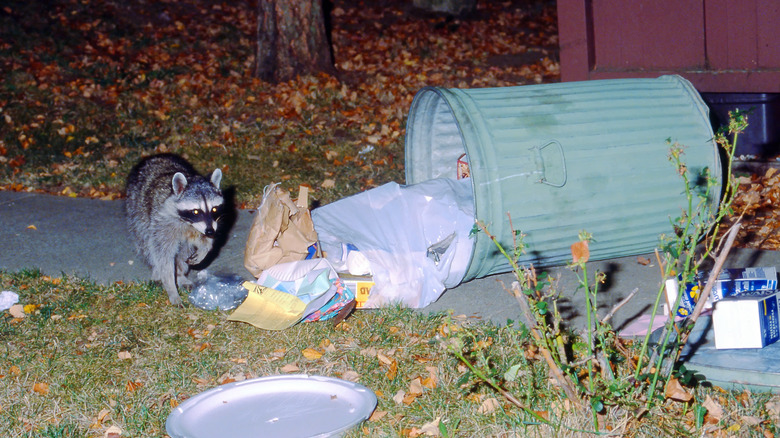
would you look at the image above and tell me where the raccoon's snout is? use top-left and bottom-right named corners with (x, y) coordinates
top-left (204, 227), bottom-right (216, 238)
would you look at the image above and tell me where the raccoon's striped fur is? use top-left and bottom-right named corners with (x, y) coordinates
top-left (125, 154), bottom-right (224, 306)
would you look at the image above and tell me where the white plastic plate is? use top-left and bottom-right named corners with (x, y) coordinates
top-left (166, 374), bottom-right (377, 438)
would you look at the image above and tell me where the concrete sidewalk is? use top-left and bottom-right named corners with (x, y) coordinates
top-left (2, 190), bottom-right (779, 334)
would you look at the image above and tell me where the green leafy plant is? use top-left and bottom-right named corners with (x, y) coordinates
top-left (448, 111), bottom-right (748, 431)
top-left (636, 110), bottom-right (747, 402)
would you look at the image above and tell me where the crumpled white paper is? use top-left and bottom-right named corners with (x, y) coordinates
top-left (0, 290), bottom-right (19, 311)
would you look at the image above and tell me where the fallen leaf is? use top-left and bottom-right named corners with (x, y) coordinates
top-left (117, 351), bottom-right (132, 360)
top-left (103, 425), bottom-right (122, 438)
top-left (376, 352), bottom-right (393, 365)
top-left (385, 359), bottom-right (398, 380)
top-left (478, 397), bottom-right (500, 414)
top-left (302, 348), bottom-right (323, 360)
top-left (125, 380), bottom-right (143, 392)
top-left (340, 370), bottom-right (360, 382)
top-left (702, 394), bottom-right (724, 420)
top-left (637, 256), bottom-right (651, 265)
top-left (419, 417), bottom-right (441, 436)
top-left (665, 378), bottom-right (692, 402)
top-left (369, 410), bottom-right (388, 421)
top-left (740, 415), bottom-right (762, 426)
top-left (402, 392), bottom-right (419, 405)
top-left (321, 179), bottom-right (336, 189)
top-left (23, 304), bottom-right (40, 313)
top-left (423, 366), bottom-right (438, 388)
top-left (281, 363), bottom-right (300, 373)
top-left (94, 408), bottom-right (110, 424)
top-left (26, 224), bottom-right (37, 230)
top-left (735, 175), bottom-right (752, 184)
top-left (392, 390), bottom-right (406, 404)
top-left (32, 382), bottom-right (49, 394)
top-left (408, 377), bottom-right (424, 395)
top-left (360, 347), bottom-right (377, 357)
top-left (8, 304), bottom-right (25, 318)
top-left (766, 399), bottom-right (780, 421)
top-left (219, 374), bottom-right (236, 385)
top-left (571, 240), bottom-right (589, 263)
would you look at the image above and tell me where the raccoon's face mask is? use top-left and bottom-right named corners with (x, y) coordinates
top-left (172, 172), bottom-right (225, 238)
top-left (178, 205), bottom-right (224, 237)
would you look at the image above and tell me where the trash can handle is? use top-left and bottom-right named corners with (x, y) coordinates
top-left (533, 140), bottom-right (567, 188)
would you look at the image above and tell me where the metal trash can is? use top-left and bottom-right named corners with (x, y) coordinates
top-left (405, 75), bottom-right (721, 282)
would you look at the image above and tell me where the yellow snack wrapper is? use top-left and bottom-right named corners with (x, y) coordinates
top-left (227, 282), bottom-right (306, 330)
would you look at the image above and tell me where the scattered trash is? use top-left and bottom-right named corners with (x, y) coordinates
top-left (188, 271), bottom-right (247, 311)
top-left (340, 274), bottom-right (376, 309)
top-left (456, 153), bottom-right (469, 179)
top-left (665, 267), bottom-right (777, 317)
top-left (332, 243), bottom-right (372, 276)
top-left (0, 290), bottom-right (19, 311)
top-left (312, 177), bottom-right (474, 308)
top-left (228, 258), bottom-right (354, 330)
top-left (618, 313), bottom-right (678, 338)
top-left (244, 184), bottom-right (319, 278)
top-left (712, 290), bottom-right (780, 349)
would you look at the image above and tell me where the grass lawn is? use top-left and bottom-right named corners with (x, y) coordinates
top-left (3, 270), bottom-right (778, 437)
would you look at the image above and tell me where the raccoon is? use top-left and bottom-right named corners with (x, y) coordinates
top-left (125, 154), bottom-right (224, 306)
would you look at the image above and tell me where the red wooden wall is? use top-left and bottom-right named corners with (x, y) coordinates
top-left (557, 0), bottom-right (780, 92)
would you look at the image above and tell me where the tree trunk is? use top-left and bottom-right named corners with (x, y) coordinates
top-left (255, 0), bottom-right (335, 83)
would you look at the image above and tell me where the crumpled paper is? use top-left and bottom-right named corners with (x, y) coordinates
top-left (244, 184), bottom-right (319, 278)
top-left (0, 291), bottom-right (19, 312)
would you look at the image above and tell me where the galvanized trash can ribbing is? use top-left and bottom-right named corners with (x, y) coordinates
top-left (405, 75), bottom-right (721, 282)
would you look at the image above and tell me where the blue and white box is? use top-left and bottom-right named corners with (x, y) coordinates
top-left (665, 267), bottom-right (777, 317)
top-left (712, 290), bottom-right (780, 349)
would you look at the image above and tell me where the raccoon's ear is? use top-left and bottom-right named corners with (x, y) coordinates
top-left (210, 168), bottom-right (222, 189)
top-left (171, 172), bottom-right (188, 196)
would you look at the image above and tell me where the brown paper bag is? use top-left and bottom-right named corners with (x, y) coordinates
top-left (244, 183), bottom-right (319, 277)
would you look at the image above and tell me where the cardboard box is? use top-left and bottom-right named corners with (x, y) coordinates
top-left (665, 267), bottom-right (777, 317)
top-left (340, 274), bottom-right (375, 309)
top-left (712, 290), bottom-right (780, 349)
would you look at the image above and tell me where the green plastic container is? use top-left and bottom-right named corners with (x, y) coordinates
top-left (405, 75), bottom-right (721, 282)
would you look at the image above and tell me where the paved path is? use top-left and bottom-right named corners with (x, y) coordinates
top-left (2, 190), bottom-right (779, 334)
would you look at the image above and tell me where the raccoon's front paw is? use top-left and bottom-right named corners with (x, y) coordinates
top-left (162, 276), bottom-right (185, 307)
top-left (177, 275), bottom-right (193, 289)
top-left (166, 289), bottom-right (184, 307)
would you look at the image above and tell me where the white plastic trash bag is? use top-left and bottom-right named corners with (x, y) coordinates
top-left (312, 178), bottom-right (475, 308)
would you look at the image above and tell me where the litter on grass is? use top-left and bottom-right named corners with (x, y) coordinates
top-left (0, 290), bottom-right (19, 311)
top-left (188, 271), bottom-right (247, 311)
top-left (228, 258), bottom-right (354, 330)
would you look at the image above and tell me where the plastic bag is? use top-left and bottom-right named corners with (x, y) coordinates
top-left (312, 178), bottom-right (475, 308)
top-left (188, 271), bottom-right (248, 311)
